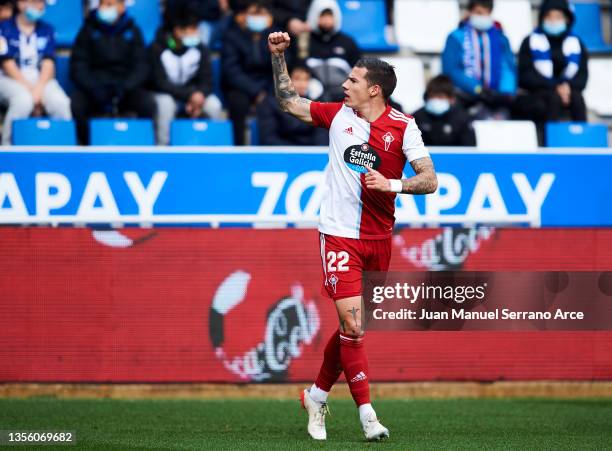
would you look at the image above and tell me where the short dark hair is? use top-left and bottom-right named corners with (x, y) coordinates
top-left (289, 63), bottom-right (312, 77)
top-left (230, 0), bottom-right (271, 14)
top-left (170, 8), bottom-right (200, 29)
top-left (354, 58), bottom-right (397, 102)
top-left (468, 0), bottom-right (493, 11)
top-left (425, 75), bottom-right (455, 99)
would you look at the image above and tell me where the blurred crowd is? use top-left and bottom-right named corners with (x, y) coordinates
top-left (0, 0), bottom-right (593, 146)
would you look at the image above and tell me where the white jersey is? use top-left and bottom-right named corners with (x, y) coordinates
top-left (310, 102), bottom-right (429, 240)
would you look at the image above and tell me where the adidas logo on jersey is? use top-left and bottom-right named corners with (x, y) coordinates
top-left (350, 371), bottom-right (367, 383)
top-left (344, 127), bottom-right (353, 135)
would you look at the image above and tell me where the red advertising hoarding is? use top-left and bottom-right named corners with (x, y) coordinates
top-left (1, 227), bottom-right (611, 382)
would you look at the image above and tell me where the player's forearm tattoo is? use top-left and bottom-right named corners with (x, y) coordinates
top-left (401, 157), bottom-right (438, 194)
top-left (271, 52), bottom-right (298, 111)
top-left (271, 52), bottom-right (310, 113)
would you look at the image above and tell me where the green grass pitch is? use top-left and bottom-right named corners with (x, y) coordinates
top-left (1, 397), bottom-right (611, 450)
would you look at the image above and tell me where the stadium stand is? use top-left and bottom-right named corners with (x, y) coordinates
top-left (394, 0), bottom-right (460, 53)
top-left (125, 0), bottom-right (161, 45)
top-left (584, 58), bottom-right (612, 116)
top-left (12, 119), bottom-right (77, 146)
top-left (545, 121), bottom-right (609, 147)
top-left (89, 119), bottom-right (155, 146)
top-left (169, 119), bottom-right (234, 146)
top-left (383, 56), bottom-right (426, 114)
top-left (492, 0), bottom-right (533, 53)
top-left (44, 0), bottom-right (83, 47)
top-left (337, 0), bottom-right (398, 52)
top-left (570, 0), bottom-right (612, 52)
top-left (473, 120), bottom-right (539, 150)
top-left (15, 0), bottom-right (609, 147)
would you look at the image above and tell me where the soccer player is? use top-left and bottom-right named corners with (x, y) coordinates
top-left (268, 32), bottom-right (438, 441)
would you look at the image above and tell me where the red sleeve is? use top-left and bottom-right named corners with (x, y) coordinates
top-left (310, 102), bottom-right (343, 129)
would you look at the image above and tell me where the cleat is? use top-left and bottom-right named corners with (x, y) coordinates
top-left (300, 389), bottom-right (329, 440)
top-left (362, 413), bottom-right (389, 441)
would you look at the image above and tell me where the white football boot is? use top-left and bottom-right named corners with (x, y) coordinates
top-left (362, 412), bottom-right (389, 441)
top-left (300, 388), bottom-right (329, 440)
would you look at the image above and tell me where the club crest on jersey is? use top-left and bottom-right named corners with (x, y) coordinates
top-left (343, 143), bottom-right (381, 174)
top-left (328, 274), bottom-right (338, 293)
top-left (382, 132), bottom-right (394, 152)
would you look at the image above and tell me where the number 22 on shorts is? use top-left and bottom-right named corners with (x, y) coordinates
top-left (326, 251), bottom-right (349, 272)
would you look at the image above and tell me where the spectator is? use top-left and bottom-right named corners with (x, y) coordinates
top-left (442, 0), bottom-right (516, 120)
top-left (256, 63), bottom-right (327, 145)
top-left (150, 9), bottom-right (223, 145)
top-left (514, 0), bottom-right (588, 129)
top-left (70, 0), bottom-right (154, 144)
top-left (413, 75), bottom-right (476, 147)
top-left (221, 0), bottom-right (278, 145)
top-left (270, 0), bottom-right (310, 35)
top-left (0, 0), bottom-right (71, 145)
top-left (302, 0), bottom-right (360, 102)
top-left (0, 0), bottom-right (14, 20)
top-left (164, 0), bottom-right (231, 48)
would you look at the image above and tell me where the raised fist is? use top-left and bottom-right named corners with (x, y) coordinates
top-left (268, 31), bottom-right (291, 54)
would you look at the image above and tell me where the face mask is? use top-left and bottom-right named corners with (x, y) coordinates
top-left (24, 6), bottom-right (44, 22)
top-left (246, 15), bottom-right (269, 33)
top-left (425, 98), bottom-right (451, 116)
top-left (469, 14), bottom-right (493, 31)
top-left (182, 34), bottom-right (201, 47)
top-left (97, 6), bottom-right (119, 25)
top-left (542, 20), bottom-right (567, 36)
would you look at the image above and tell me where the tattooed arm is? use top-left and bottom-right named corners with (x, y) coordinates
top-left (268, 32), bottom-right (313, 124)
top-left (365, 157), bottom-right (438, 194)
top-left (401, 157), bottom-right (438, 194)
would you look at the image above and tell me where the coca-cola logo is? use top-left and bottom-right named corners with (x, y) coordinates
top-left (208, 271), bottom-right (320, 381)
top-left (395, 226), bottom-right (495, 271)
top-left (343, 143), bottom-right (381, 174)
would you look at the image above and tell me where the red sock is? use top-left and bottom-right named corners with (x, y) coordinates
top-left (314, 330), bottom-right (343, 392)
top-left (339, 333), bottom-right (371, 406)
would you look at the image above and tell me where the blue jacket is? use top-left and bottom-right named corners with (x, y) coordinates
top-left (442, 20), bottom-right (516, 96)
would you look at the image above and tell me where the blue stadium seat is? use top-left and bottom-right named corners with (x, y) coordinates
top-left (249, 118), bottom-right (259, 145)
top-left (54, 54), bottom-right (73, 95)
top-left (570, 1), bottom-right (612, 53)
top-left (44, 0), bottom-right (83, 47)
top-left (90, 119), bottom-right (155, 146)
top-left (126, 0), bottom-right (161, 45)
top-left (545, 122), bottom-right (609, 147)
top-left (170, 120), bottom-right (233, 145)
top-left (338, 0), bottom-right (398, 52)
top-left (12, 119), bottom-right (77, 145)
